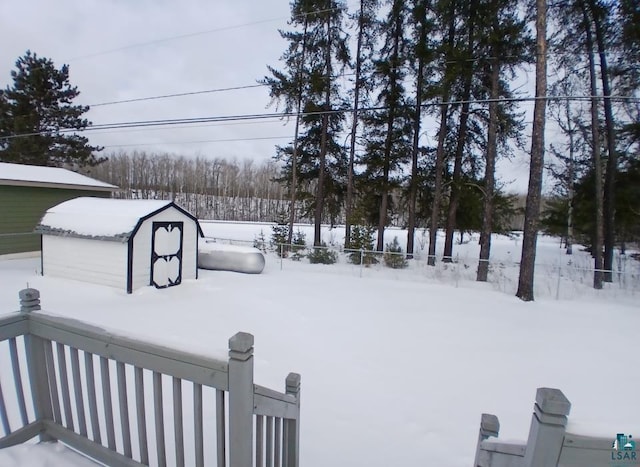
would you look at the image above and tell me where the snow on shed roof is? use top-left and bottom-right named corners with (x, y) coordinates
top-left (0, 162), bottom-right (117, 191)
top-left (36, 197), bottom-right (178, 241)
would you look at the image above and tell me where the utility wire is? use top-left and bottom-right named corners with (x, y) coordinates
top-left (7, 70), bottom-right (358, 121)
top-left (102, 135), bottom-right (290, 148)
top-left (65, 3), bottom-right (353, 62)
top-left (88, 84), bottom-right (265, 107)
top-left (91, 117), bottom-right (285, 136)
top-left (87, 72), bottom-right (358, 108)
top-left (2, 94), bottom-right (639, 142)
top-left (67, 18), bottom-right (286, 61)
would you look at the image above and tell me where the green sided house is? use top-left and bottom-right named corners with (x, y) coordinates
top-left (0, 162), bottom-right (118, 256)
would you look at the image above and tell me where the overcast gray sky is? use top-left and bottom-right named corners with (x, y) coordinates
top-left (0, 0), bottom-right (539, 193)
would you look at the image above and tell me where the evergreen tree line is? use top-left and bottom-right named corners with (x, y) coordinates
top-left (262, 0), bottom-right (639, 296)
top-left (539, 0), bottom-right (640, 288)
top-left (263, 0), bottom-right (534, 259)
top-left (541, 157), bottom-right (640, 255)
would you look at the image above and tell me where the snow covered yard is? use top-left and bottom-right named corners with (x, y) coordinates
top-left (0, 230), bottom-right (638, 466)
top-left (203, 222), bottom-right (639, 302)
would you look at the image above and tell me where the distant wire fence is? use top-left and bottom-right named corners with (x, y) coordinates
top-left (204, 237), bottom-right (639, 300)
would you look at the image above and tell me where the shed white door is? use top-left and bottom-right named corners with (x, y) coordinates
top-left (150, 222), bottom-right (183, 288)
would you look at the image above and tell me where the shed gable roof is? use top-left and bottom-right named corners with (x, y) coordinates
top-left (0, 162), bottom-right (117, 191)
top-left (36, 197), bottom-right (203, 241)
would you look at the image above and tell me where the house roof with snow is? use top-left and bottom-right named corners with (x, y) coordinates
top-left (0, 162), bottom-right (117, 191)
top-left (36, 197), bottom-right (203, 241)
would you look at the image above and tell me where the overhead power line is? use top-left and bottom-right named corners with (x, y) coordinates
top-left (65, 3), bottom-right (353, 62)
top-left (66, 18), bottom-right (286, 62)
top-left (87, 72), bottom-right (358, 108)
top-left (2, 94), bottom-right (639, 142)
top-left (90, 117), bottom-right (285, 136)
top-left (88, 84), bottom-right (265, 107)
top-left (102, 135), bottom-right (290, 149)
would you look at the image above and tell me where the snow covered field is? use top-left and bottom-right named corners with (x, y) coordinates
top-left (0, 223), bottom-right (638, 466)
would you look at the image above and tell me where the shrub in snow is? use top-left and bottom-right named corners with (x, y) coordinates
top-left (308, 242), bottom-right (337, 264)
top-left (291, 230), bottom-right (307, 261)
top-left (253, 230), bottom-right (267, 252)
top-left (384, 237), bottom-right (408, 269)
top-left (347, 225), bottom-right (378, 266)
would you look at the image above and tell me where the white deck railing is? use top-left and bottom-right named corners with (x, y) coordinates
top-left (474, 387), bottom-right (638, 467)
top-left (0, 288), bottom-right (300, 467)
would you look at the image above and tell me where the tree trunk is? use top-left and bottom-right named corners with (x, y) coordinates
top-left (477, 55), bottom-right (499, 282)
top-left (443, 0), bottom-right (477, 263)
top-left (516, 0), bottom-right (547, 302)
top-left (442, 89), bottom-right (471, 262)
top-left (428, 103), bottom-right (448, 266)
top-left (376, 151), bottom-right (390, 251)
top-left (288, 19), bottom-right (309, 245)
top-left (314, 13), bottom-right (332, 246)
top-left (564, 98), bottom-right (575, 256)
top-left (590, 0), bottom-right (616, 282)
top-left (407, 69), bottom-right (423, 259)
top-left (376, 8), bottom-right (402, 252)
top-left (427, 1), bottom-right (456, 267)
top-left (345, 0), bottom-right (366, 249)
top-left (407, 0), bottom-right (428, 259)
top-left (582, 0), bottom-right (604, 289)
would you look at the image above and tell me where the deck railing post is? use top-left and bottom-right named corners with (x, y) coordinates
top-left (228, 332), bottom-right (254, 467)
top-left (20, 288), bottom-right (41, 312)
top-left (284, 372), bottom-right (301, 467)
top-left (523, 387), bottom-right (571, 467)
top-left (19, 288), bottom-right (54, 441)
top-left (473, 413), bottom-right (500, 467)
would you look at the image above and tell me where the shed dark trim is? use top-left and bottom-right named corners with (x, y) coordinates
top-left (149, 221), bottom-right (184, 289)
top-left (128, 202), bottom-right (204, 241)
top-left (125, 203), bottom-right (200, 294)
top-left (40, 236), bottom-right (44, 276)
top-left (126, 237), bottom-right (134, 294)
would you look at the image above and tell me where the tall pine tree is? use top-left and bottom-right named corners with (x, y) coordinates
top-left (0, 51), bottom-right (102, 167)
top-left (263, 0), bottom-right (350, 246)
top-left (476, 0), bottom-right (531, 282)
top-left (344, 0), bottom-right (379, 248)
top-left (406, 0), bottom-right (436, 258)
top-left (517, 0), bottom-right (548, 301)
top-left (360, 0), bottom-right (412, 251)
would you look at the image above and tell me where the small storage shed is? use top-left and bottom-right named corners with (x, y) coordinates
top-left (36, 197), bottom-right (203, 293)
top-left (0, 162), bottom-right (117, 256)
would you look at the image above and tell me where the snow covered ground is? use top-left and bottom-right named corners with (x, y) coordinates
top-left (0, 224), bottom-right (638, 466)
top-left (201, 221), bottom-right (639, 302)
